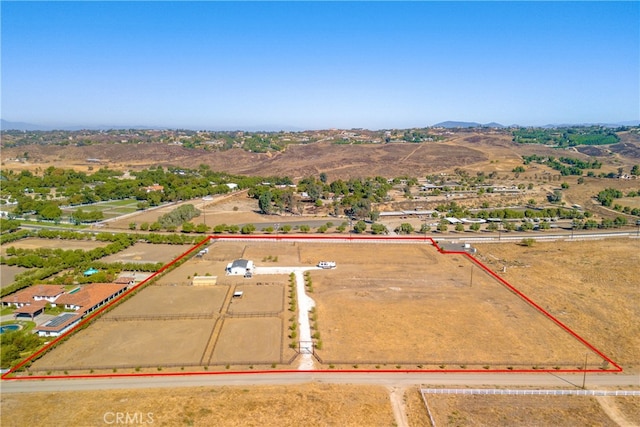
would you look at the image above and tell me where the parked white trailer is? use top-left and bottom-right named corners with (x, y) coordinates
top-left (317, 261), bottom-right (336, 269)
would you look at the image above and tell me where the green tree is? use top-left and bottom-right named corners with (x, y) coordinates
top-left (38, 203), bottom-right (62, 221)
top-left (259, 191), bottom-right (273, 214)
top-left (455, 223), bottom-right (465, 232)
top-left (371, 223), bottom-right (388, 235)
top-left (394, 223), bottom-right (414, 234)
top-left (181, 222), bottom-right (195, 233)
top-left (241, 224), bottom-right (256, 234)
top-left (195, 223), bottom-right (209, 233)
top-left (353, 220), bottom-right (367, 234)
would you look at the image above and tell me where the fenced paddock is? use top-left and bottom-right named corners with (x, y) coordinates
top-left (30, 319), bottom-right (215, 370)
top-left (210, 317), bottom-right (282, 365)
top-left (102, 285), bottom-right (227, 317)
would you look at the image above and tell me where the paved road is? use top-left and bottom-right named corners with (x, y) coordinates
top-left (2, 372), bottom-right (638, 393)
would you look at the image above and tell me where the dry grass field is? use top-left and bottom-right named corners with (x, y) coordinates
top-left (99, 243), bottom-right (192, 264)
top-left (0, 265), bottom-right (29, 289)
top-left (103, 285), bottom-right (227, 317)
top-left (475, 239), bottom-right (640, 371)
top-left (0, 384), bottom-right (400, 427)
top-left (211, 317), bottom-right (283, 364)
top-left (426, 394), bottom-right (619, 426)
top-left (307, 242), bottom-right (607, 368)
top-left (31, 319), bottom-right (215, 370)
top-left (0, 237), bottom-right (108, 255)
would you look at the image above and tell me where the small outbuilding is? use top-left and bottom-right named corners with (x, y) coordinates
top-left (226, 259), bottom-right (254, 276)
top-left (192, 276), bottom-right (218, 286)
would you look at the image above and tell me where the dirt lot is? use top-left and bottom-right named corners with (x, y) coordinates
top-left (103, 285), bottom-right (227, 317)
top-left (100, 243), bottom-right (193, 264)
top-left (31, 319), bottom-right (215, 370)
top-left (0, 265), bottom-right (29, 289)
top-left (475, 239), bottom-right (640, 371)
top-left (426, 394), bottom-right (619, 426)
top-left (0, 384), bottom-right (398, 427)
top-left (210, 317), bottom-right (283, 365)
top-left (0, 237), bottom-right (108, 255)
top-left (229, 284), bottom-right (284, 313)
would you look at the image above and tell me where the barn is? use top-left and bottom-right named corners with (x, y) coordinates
top-left (225, 259), bottom-right (254, 276)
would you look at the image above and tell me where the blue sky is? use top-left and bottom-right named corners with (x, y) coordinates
top-left (2, 1), bottom-right (638, 130)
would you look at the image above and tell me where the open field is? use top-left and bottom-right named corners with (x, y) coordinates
top-left (425, 393), bottom-right (622, 426)
top-left (0, 237), bottom-right (108, 255)
top-left (0, 265), bottom-right (29, 289)
top-left (99, 242), bottom-right (193, 264)
top-left (0, 384), bottom-right (399, 427)
top-left (475, 239), bottom-right (640, 371)
top-left (211, 317), bottom-right (283, 364)
top-left (229, 284), bottom-right (284, 313)
top-left (307, 242), bottom-right (606, 368)
top-left (31, 319), bottom-right (215, 370)
top-left (103, 285), bottom-right (227, 317)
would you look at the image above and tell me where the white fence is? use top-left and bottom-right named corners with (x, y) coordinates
top-left (421, 388), bottom-right (640, 396)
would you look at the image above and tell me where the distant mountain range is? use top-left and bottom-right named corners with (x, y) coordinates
top-left (432, 121), bottom-right (507, 128)
top-left (2, 118), bottom-right (638, 132)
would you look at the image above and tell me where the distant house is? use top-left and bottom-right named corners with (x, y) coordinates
top-left (114, 276), bottom-right (135, 286)
top-left (225, 259), bottom-right (254, 276)
top-left (143, 184), bottom-right (164, 193)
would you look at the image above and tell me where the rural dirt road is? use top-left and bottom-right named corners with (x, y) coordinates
top-left (2, 372), bottom-right (638, 394)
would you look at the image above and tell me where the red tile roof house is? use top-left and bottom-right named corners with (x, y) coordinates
top-left (1, 285), bottom-right (66, 320)
top-left (35, 283), bottom-right (128, 337)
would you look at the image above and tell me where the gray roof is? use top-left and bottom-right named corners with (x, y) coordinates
top-left (231, 259), bottom-right (250, 269)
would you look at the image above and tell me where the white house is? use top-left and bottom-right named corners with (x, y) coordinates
top-left (226, 259), bottom-right (254, 276)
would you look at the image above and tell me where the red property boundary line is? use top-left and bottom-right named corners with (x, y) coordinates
top-left (2, 234), bottom-right (621, 381)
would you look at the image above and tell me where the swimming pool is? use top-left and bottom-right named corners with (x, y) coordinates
top-left (0, 324), bottom-right (21, 334)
